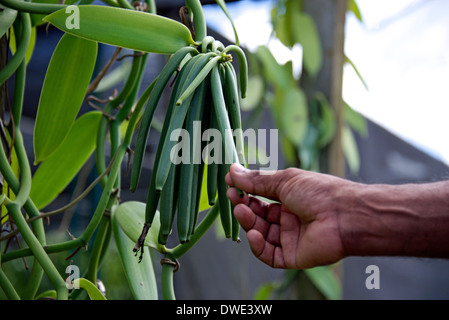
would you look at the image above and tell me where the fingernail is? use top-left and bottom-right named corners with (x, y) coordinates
top-left (233, 163), bottom-right (245, 173)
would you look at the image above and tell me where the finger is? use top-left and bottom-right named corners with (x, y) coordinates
top-left (225, 172), bottom-right (234, 187)
top-left (228, 190), bottom-right (282, 225)
top-left (233, 203), bottom-right (268, 234)
top-left (233, 203), bottom-right (281, 246)
top-left (228, 163), bottom-right (298, 202)
top-left (247, 230), bottom-right (286, 268)
top-left (226, 187), bottom-right (249, 206)
top-left (247, 197), bottom-right (281, 225)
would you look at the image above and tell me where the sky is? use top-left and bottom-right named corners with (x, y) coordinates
top-left (203, 0), bottom-right (449, 165)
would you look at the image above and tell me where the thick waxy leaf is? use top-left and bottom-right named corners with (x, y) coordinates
top-left (33, 33), bottom-right (97, 163)
top-left (342, 125), bottom-right (360, 174)
top-left (345, 55), bottom-right (368, 90)
top-left (113, 201), bottom-right (163, 252)
top-left (291, 12), bottom-right (322, 78)
top-left (348, 0), bottom-right (363, 23)
top-left (111, 208), bottom-right (158, 300)
top-left (344, 101), bottom-right (368, 137)
top-left (215, 0), bottom-right (239, 45)
top-left (255, 46), bottom-right (294, 90)
top-left (314, 93), bottom-right (336, 148)
top-left (30, 111), bottom-right (102, 209)
top-left (72, 278), bottom-right (106, 300)
top-left (304, 266), bottom-right (341, 300)
top-left (279, 87), bottom-right (308, 146)
top-left (0, 5), bottom-right (17, 37)
top-left (43, 5), bottom-right (197, 54)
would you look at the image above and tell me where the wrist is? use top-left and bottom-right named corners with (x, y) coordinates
top-left (337, 181), bottom-right (449, 259)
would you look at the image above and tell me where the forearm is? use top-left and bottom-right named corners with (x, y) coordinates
top-left (338, 180), bottom-right (449, 259)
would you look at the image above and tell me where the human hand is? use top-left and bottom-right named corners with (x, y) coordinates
top-left (225, 163), bottom-right (347, 269)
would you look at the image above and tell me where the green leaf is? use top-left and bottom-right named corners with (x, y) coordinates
top-left (73, 278), bottom-right (107, 300)
top-left (279, 87), bottom-right (308, 146)
top-left (8, 25), bottom-right (36, 65)
top-left (0, 5), bottom-right (17, 38)
top-left (344, 101), bottom-right (368, 137)
top-left (298, 124), bottom-right (320, 171)
top-left (43, 5), bottom-right (197, 54)
top-left (345, 55), bottom-right (368, 90)
top-left (253, 282), bottom-right (277, 300)
top-left (348, 0), bottom-right (363, 23)
top-left (33, 33), bottom-right (97, 163)
top-left (111, 208), bottom-right (158, 300)
top-left (314, 93), bottom-right (336, 147)
top-left (304, 266), bottom-right (341, 300)
top-left (113, 201), bottom-right (163, 253)
top-left (291, 12), bottom-right (322, 78)
top-left (273, 8), bottom-right (294, 48)
top-left (215, 0), bottom-right (239, 46)
top-left (30, 111), bottom-right (102, 209)
top-left (199, 163), bottom-right (214, 213)
top-left (34, 290), bottom-right (57, 300)
top-left (342, 125), bottom-right (360, 174)
top-left (255, 46), bottom-right (292, 90)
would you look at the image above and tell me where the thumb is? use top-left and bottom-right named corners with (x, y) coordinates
top-left (226, 163), bottom-right (296, 202)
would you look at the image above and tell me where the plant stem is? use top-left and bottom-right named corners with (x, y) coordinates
top-left (86, 215), bottom-right (111, 285)
top-left (1, 41), bottom-right (47, 298)
top-left (186, 0), bottom-right (207, 42)
top-left (117, 0), bottom-right (134, 10)
top-left (0, 268), bottom-right (21, 300)
top-left (5, 203), bottom-right (68, 300)
top-left (96, 52), bottom-right (144, 186)
top-left (101, 0), bottom-right (120, 8)
top-left (0, 0), bottom-right (65, 14)
top-left (0, 12), bottom-right (30, 85)
top-left (168, 202), bottom-right (219, 259)
top-left (115, 53), bottom-right (148, 123)
top-left (146, 0), bottom-right (156, 14)
top-left (4, 130), bottom-right (68, 299)
top-left (160, 263), bottom-right (176, 300)
top-left (1, 91), bottom-right (149, 263)
top-left (81, 146), bottom-right (126, 244)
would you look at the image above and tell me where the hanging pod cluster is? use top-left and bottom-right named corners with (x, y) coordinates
top-left (131, 37), bottom-right (248, 257)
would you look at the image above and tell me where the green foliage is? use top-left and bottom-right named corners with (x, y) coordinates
top-left (30, 111), bottom-right (102, 209)
top-left (0, 0), bottom-right (252, 300)
top-left (0, 0), bottom-right (365, 301)
top-left (0, 4), bottom-right (17, 37)
top-left (244, 0), bottom-right (367, 299)
top-left (44, 5), bottom-right (197, 54)
top-left (113, 201), bottom-right (163, 252)
top-left (111, 203), bottom-right (158, 300)
top-left (33, 33), bottom-right (98, 163)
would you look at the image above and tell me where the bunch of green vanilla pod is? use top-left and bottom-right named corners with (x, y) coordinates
top-left (130, 36), bottom-right (248, 254)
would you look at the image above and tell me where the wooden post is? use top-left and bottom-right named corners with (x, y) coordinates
top-left (301, 0), bottom-right (347, 178)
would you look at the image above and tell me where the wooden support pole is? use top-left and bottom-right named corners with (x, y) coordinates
top-left (301, 0), bottom-right (347, 178)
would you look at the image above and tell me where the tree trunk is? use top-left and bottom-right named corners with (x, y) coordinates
top-left (300, 0), bottom-right (347, 178)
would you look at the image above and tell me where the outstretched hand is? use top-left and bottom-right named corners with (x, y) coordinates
top-left (225, 163), bottom-right (347, 269)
